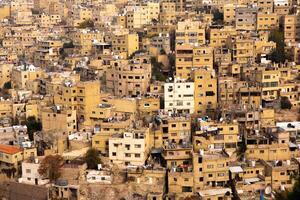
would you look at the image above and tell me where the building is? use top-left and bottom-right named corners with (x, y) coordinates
top-left (164, 78), bottom-right (195, 114)
top-left (192, 68), bottom-right (217, 116)
top-left (235, 7), bottom-right (257, 31)
top-left (106, 56), bottom-right (151, 97)
top-left (109, 128), bottom-right (150, 167)
top-left (111, 32), bottom-right (139, 58)
top-left (176, 44), bottom-right (214, 79)
top-left (19, 158), bottom-right (49, 185)
top-left (176, 20), bottom-right (205, 45)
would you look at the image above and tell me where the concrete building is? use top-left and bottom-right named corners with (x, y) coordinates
top-left (109, 129), bottom-right (150, 167)
top-left (106, 56), bottom-right (151, 97)
top-left (176, 44), bottom-right (213, 79)
top-left (192, 68), bottom-right (217, 116)
top-left (235, 7), bottom-right (257, 31)
top-left (164, 78), bottom-right (195, 114)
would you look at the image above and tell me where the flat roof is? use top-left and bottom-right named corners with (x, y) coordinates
top-left (198, 188), bottom-right (243, 197)
top-left (229, 166), bottom-right (244, 173)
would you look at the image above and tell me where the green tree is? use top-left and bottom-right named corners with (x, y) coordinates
top-left (268, 29), bottom-right (291, 63)
top-left (85, 148), bottom-right (102, 169)
top-left (150, 57), bottom-right (167, 82)
top-left (3, 81), bottom-right (11, 89)
top-left (22, 116), bottom-right (42, 140)
top-left (78, 19), bottom-right (94, 29)
top-left (281, 96), bottom-right (292, 110)
top-left (212, 9), bottom-right (224, 25)
top-left (275, 175), bottom-right (300, 200)
top-left (38, 155), bottom-right (64, 182)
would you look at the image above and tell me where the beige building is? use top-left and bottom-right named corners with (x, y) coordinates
top-left (106, 56), bottom-right (151, 97)
top-left (41, 106), bottom-right (77, 134)
top-left (109, 128), bottom-right (150, 167)
top-left (176, 20), bottom-right (205, 45)
top-left (192, 68), bottom-right (217, 116)
top-left (111, 32), bottom-right (139, 57)
top-left (0, 63), bottom-right (13, 88)
top-left (176, 44), bottom-right (213, 79)
top-left (11, 64), bottom-right (43, 90)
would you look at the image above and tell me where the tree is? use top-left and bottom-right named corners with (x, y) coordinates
top-left (281, 96), bottom-right (292, 110)
top-left (3, 81), bottom-right (11, 89)
top-left (212, 9), bottom-right (224, 25)
top-left (275, 175), bottom-right (300, 200)
top-left (268, 29), bottom-right (292, 63)
top-left (22, 116), bottom-right (42, 140)
top-left (85, 148), bottom-right (102, 169)
top-left (150, 57), bottom-right (167, 82)
top-left (38, 155), bottom-right (64, 182)
top-left (78, 19), bottom-right (94, 29)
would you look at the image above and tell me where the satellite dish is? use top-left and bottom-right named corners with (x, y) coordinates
top-left (265, 185), bottom-right (271, 195)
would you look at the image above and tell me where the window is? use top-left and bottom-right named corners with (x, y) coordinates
top-left (207, 164), bottom-right (214, 169)
top-left (182, 186), bottom-right (192, 192)
top-left (26, 169), bottom-right (31, 173)
top-left (112, 152), bottom-right (116, 156)
top-left (218, 173), bottom-right (225, 177)
top-left (134, 144), bottom-right (141, 148)
top-left (208, 174), bottom-right (213, 178)
top-left (217, 164), bottom-right (224, 168)
top-left (135, 154), bottom-right (140, 158)
top-left (260, 150), bottom-right (264, 154)
top-left (125, 153), bottom-right (131, 157)
top-left (198, 157), bottom-right (202, 163)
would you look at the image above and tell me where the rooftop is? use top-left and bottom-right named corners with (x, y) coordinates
top-left (0, 144), bottom-right (22, 155)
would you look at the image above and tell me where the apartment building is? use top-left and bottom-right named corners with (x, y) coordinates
top-left (164, 78), bottom-right (195, 114)
top-left (109, 129), bottom-right (150, 167)
top-left (126, 2), bottom-right (159, 29)
top-left (111, 32), bottom-right (139, 57)
top-left (34, 39), bottom-right (63, 68)
top-left (223, 4), bottom-right (237, 24)
top-left (256, 0), bottom-right (274, 13)
top-left (159, 1), bottom-right (176, 25)
top-left (11, 64), bottom-right (43, 90)
top-left (193, 150), bottom-right (231, 190)
top-left (68, 5), bottom-right (93, 27)
top-left (257, 13), bottom-right (279, 31)
top-left (251, 68), bottom-right (280, 102)
top-left (235, 7), bottom-right (257, 31)
top-left (19, 159), bottom-right (49, 185)
top-left (280, 82), bottom-right (300, 107)
top-left (284, 14), bottom-right (300, 43)
top-left (192, 68), bottom-right (217, 115)
top-left (92, 117), bottom-right (131, 154)
top-left (209, 26), bottom-right (237, 48)
top-left (0, 144), bottom-right (37, 174)
top-left (0, 63), bottom-right (12, 88)
top-left (194, 121), bottom-right (239, 151)
top-left (36, 13), bottom-right (62, 28)
top-left (106, 56), bottom-right (151, 97)
top-left (176, 20), bottom-right (205, 45)
top-left (41, 106), bottom-right (77, 134)
top-left (262, 159), bottom-right (299, 190)
top-left (155, 115), bottom-right (192, 146)
top-left (176, 44), bottom-right (213, 79)
top-left (228, 35), bottom-right (255, 64)
top-left (70, 29), bottom-right (104, 55)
